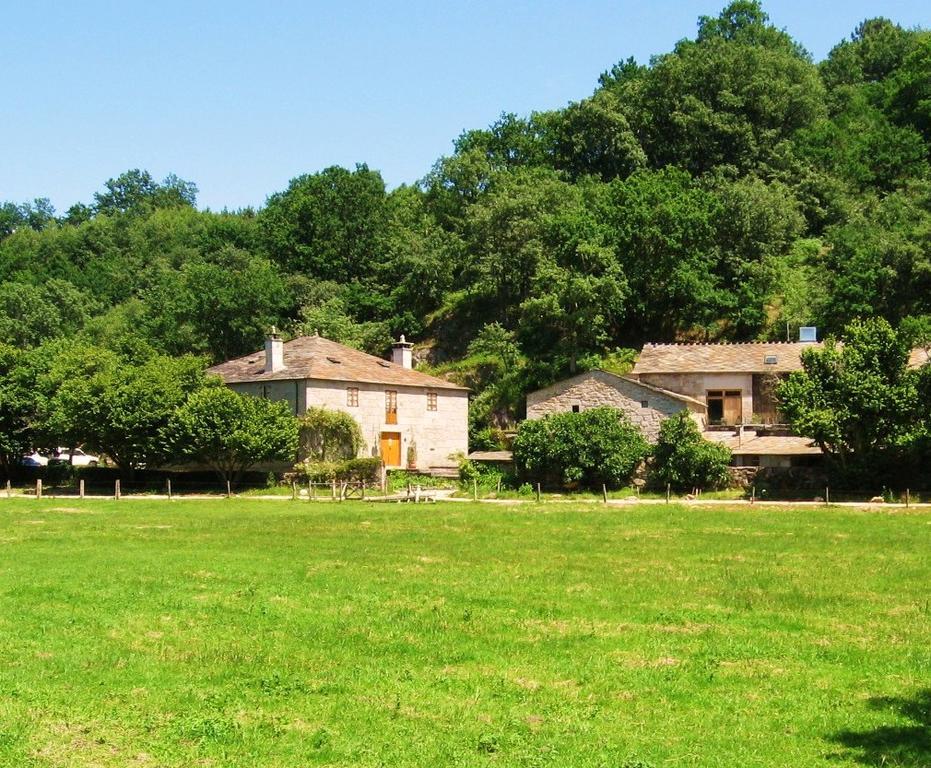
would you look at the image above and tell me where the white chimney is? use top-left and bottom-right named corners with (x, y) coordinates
top-left (265, 328), bottom-right (284, 373)
top-left (391, 334), bottom-right (413, 369)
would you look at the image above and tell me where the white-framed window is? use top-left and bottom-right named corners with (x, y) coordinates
top-left (427, 391), bottom-right (438, 411)
top-left (347, 387), bottom-right (359, 407)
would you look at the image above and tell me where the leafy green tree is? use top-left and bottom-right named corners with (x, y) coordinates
top-left (38, 348), bottom-right (207, 474)
top-left (171, 385), bottom-right (299, 483)
top-left (512, 407), bottom-right (649, 489)
top-left (650, 412), bottom-right (732, 491)
top-left (538, 91), bottom-right (646, 181)
top-left (93, 169), bottom-right (197, 216)
top-left (140, 246), bottom-right (292, 361)
top-left (259, 164), bottom-right (388, 280)
top-left (817, 181), bottom-right (931, 328)
top-left (603, 1), bottom-right (825, 175)
top-left (777, 318), bottom-right (922, 480)
top-left (298, 406), bottom-right (363, 462)
top-left (0, 345), bottom-right (39, 477)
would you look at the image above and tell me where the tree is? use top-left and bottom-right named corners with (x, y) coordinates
top-left (171, 386), bottom-right (299, 483)
top-left (259, 164), bottom-right (388, 280)
top-left (38, 349), bottom-right (207, 474)
top-left (603, 1), bottom-right (825, 175)
top-left (298, 407), bottom-right (363, 463)
top-left (512, 407), bottom-right (649, 489)
top-left (93, 170), bottom-right (198, 216)
top-left (650, 412), bottom-right (732, 491)
top-left (0, 345), bottom-right (39, 478)
top-left (777, 318), bottom-right (923, 482)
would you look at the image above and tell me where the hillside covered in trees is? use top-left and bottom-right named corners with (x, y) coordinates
top-left (2, 2), bottom-right (930, 447)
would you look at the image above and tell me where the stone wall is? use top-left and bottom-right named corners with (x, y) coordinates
top-left (526, 370), bottom-right (696, 442)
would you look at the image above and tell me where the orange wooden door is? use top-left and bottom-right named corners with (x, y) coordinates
top-left (380, 432), bottom-right (401, 467)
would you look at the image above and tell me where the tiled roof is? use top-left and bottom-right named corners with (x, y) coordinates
top-left (207, 335), bottom-right (468, 390)
top-left (633, 342), bottom-right (822, 374)
top-left (527, 369), bottom-right (706, 408)
top-left (702, 431), bottom-right (822, 456)
top-left (634, 342), bottom-right (930, 374)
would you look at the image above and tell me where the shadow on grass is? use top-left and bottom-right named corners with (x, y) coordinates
top-left (829, 690), bottom-right (931, 766)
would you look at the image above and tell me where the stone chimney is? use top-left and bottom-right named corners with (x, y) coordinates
top-left (391, 334), bottom-right (413, 369)
top-left (265, 327), bottom-right (284, 373)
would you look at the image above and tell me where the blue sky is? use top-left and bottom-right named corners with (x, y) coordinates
top-left (2, 1), bottom-right (928, 212)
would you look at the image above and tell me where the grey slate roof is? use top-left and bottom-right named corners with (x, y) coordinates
top-left (207, 335), bottom-right (468, 390)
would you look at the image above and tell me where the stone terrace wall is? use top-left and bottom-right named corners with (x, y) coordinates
top-left (526, 371), bottom-right (690, 442)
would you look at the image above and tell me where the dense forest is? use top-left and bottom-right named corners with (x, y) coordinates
top-left (2, 2), bottom-right (930, 448)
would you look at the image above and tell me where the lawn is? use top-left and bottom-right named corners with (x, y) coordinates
top-left (0, 499), bottom-right (928, 767)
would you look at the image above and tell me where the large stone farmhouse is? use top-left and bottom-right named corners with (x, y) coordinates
top-left (207, 333), bottom-right (469, 471)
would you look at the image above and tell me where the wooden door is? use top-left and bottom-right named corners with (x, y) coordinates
top-left (722, 391), bottom-right (743, 425)
top-left (380, 432), bottom-right (401, 467)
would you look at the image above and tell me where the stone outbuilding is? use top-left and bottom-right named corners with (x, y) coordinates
top-left (525, 369), bottom-right (705, 442)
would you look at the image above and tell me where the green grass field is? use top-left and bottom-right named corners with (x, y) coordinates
top-left (0, 499), bottom-right (928, 767)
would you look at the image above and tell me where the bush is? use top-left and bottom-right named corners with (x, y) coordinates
top-left (512, 407), bottom-right (649, 490)
top-left (650, 412), bottom-right (731, 491)
top-left (293, 456), bottom-right (382, 484)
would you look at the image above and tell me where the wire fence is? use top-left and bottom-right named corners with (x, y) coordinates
top-left (2, 477), bottom-right (927, 506)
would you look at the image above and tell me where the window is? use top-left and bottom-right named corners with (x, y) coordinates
top-left (385, 390), bottom-right (398, 424)
top-left (347, 387), bottom-right (359, 407)
top-left (571, 404), bottom-right (581, 413)
top-left (706, 390), bottom-right (743, 425)
top-left (427, 391), bottom-right (437, 411)
top-left (640, 400), bottom-right (649, 409)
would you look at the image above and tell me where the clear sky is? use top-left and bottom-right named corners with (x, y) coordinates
top-left (2, 0), bottom-right (928, 212)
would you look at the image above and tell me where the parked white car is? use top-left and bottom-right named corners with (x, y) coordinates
top-left (51, 448), bottom-right (100, 467)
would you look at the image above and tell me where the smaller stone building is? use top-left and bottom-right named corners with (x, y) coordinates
top-left (525, 370), bottom-right (705, 442)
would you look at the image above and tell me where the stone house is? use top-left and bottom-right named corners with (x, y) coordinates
top-left (629, 341), bottom-right (825, 426)
top-left (525, 369), bottom-right (705, 441)
top-left (207, 333), bottom-right (469, 471)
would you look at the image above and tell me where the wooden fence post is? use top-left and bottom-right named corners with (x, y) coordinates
top-left (361, 480), bottom-right (365, 500)
top-left (905, 488), bottom-right (910, 508)
top-left (79, 478), bottom-right (85, 499)
top-left (472, 479), bottom-right (478, 501)
top-left (496, 477), bottom-right (502, 495)
top-left (311, 481), bottom-right (316, 501)
top-left (36, 479), bottom-right (42, 499)
top-left (6, 479), bottom-right (11, 497)
top-left (290, 481), bottom-right (296, 501)
top-left (751, 486), bottom-right (755, 504)
top-left (825, 486), bottom-right (830, 505)
top-left (114, 479), bottom-right (120, 500)
top-left (167, 478), bottom-right (172, 501)
top-left (226, 480), bottom-right (232, 498)
top-left (666, 483), bottom-right (671, 504)
top-left (307, 478), bottom-right (312, 502)
top-left (602, 484), bottom-right (608, 504)
top-left (535, 483), bottom-right (541, 503)
top-left (331, 479), bottom-right (336, 500)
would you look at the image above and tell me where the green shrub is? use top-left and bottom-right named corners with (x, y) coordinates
top-left (650, 412), bottom-right (732, 491)
top-left (512, 407), bottom-right (649, 490)
top-left (293, 457), bottom-right (382, 484)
